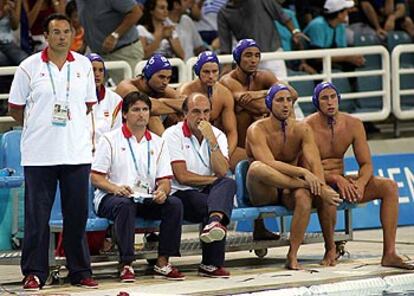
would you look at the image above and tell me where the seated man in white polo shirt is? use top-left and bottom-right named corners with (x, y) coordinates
top-left (91, 91), bottom-right (185, 282)
top-left (163, 93), bottom-right (236, 278)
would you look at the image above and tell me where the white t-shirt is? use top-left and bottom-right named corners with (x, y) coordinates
top-left (137, 23), bottom-right (179, 58)
top-left (92, 125), bottom-right (173, 212)
top-left (90, 87), bottom-right (122, 150)
top-left (169, 15), bottom-right (204, 61)
top-left (8, 49), bottom-right (97, 166)
top-left (162, 121), bottom-right (228, 192)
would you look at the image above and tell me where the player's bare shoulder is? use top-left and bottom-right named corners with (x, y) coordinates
top-left (115, 79), bottom-right (139, 98)
top-left (303, 112), bottom-right (322, 129)
top-left (178, 80), bottom-right (197, 94)
top-left (341, 112), bottom-right (365, 134)
top-left (256, 69), bottom-right (278, 86)
top-left (247, 117), bottom-right (269, 137)
top-left (216, 82), bottom-right (234, 101)
top-left (219, 70), bottom-right (238, 88)
top-left (294, 119), bottom-right (314, 138)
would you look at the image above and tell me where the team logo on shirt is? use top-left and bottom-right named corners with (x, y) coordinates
top-left (76, 72), bottom-right (81, 78)
top-left (40, 73), bottom-right (45, 77)
top-left (121, 147), bottom-right (126, 151)
top-left (185, 145), bottom-right (190, 149)
top-left (104, 111), bottom-right (109, 117)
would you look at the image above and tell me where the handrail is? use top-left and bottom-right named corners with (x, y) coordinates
top-left (259, 47), bottom-right (391, 122)
top-left (105, 60), bottom-right (132, 81)
top-left (391, 44), bottom-right (414, 120)
top-left (0, 45), bottom-right (400, 124)
top-left (187, 46), bottom-right (391, 122)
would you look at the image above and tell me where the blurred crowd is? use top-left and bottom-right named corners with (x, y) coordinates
top-left (0, 0), bottom-right (412, 67)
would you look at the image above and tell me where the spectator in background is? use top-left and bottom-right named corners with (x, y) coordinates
top-left (346, 0), bottom-right (384, 45)
top-left (0, 0), bottom-right (28, 66)
top-left (22, 0), bottom-right (67, 52)
top-left (217, 0), bottom-right (307, 81)
top-left (167, 0), bottom-right (207, 61)
top-left (8, 13), bottom-right (98, 291)
top-left (65, 0), bottom-right (86, 53)
top-left (304, 0), bottom-right (365, 73)
top-left (274, 8), bottom-right (317, 74)
top-left (86, 53), bottom-right (122, 153)
top-left (192, 0), bottom-right (228, 49)
top-left (292, 0), bottom-right (325, 29)
top-left (138, 0), bottom-right (185, 60)
top-left (357, 0), bottom-right (414, 39)
top-left (76, 0), bottom-right (144, 84)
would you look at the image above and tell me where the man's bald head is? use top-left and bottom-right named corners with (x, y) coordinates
top-left (182, 93), bottom-right (212, 114)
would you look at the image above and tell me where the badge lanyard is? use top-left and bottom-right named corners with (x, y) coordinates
top-left (189, 136), bottom-right (211, 168)
top-left (127, 137), bottom-right (151, 177)
top-left (46, 62), bottom-right (71, 105)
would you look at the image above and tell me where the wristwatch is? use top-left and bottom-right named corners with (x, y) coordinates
top-left (292, 28), bottom-right (301, 35)
top-left (111, 32), bottom-right (120, 40)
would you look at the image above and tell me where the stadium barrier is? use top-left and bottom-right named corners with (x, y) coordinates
top-left (391, 44), bottom-right (414, 120)
top-left (1, 45), bottom-right (408, 124)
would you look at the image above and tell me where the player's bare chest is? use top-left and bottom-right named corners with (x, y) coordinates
top-left (267, 133), bottom-right (301, 162)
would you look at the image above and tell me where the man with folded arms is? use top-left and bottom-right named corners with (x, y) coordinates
top-left (116, 54), bottom-right (184, 135)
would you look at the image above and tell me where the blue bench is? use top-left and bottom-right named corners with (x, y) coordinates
top-left (0, 129), bottom-right (358, 265)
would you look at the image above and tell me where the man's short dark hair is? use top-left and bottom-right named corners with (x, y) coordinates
top-left (122, 91), bottom-right (152, 120)
top-left (65, 1), bottom-right (77, 18)
top-left (167, 0), bottom-right (181, 11)
top-left (182, 93), bottom-right (212, 113)
top-left (43, 13), bottom-right (72, 33)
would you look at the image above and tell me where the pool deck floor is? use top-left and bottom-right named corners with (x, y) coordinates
top-left (0, 226), bottom-right (413, 296)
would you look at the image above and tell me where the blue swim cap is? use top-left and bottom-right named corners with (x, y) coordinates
top-left (232, 39), bottom-right (260, 65)
top-left (86, 53), bottom-right (106, 72)
top-left (312, 82), bottom-right (341, 110)
top-left (265, 84), bottom-right (290, 110)
top-left (193, 51), bottom-right (220, 76)
top-left (142, 54), bottom-right (172, 81)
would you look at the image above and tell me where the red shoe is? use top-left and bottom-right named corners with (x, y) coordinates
top-left (154, 264), bottom-right (185, 281)
top-left (75, 277), bottom-right (99, 289)
top-left (200, 221), bottom-right (227, 243)
top-left (23, 275), bottom-right (41, 291)
top-left (120, 265), bottom-right (135, 283)
top-left (198, 264), bottom-right (230, 278)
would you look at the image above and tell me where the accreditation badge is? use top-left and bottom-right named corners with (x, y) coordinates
top-left (132, 178), bottom-right (151, 195)
top-left (52, 101), bottom-right (70, 126)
